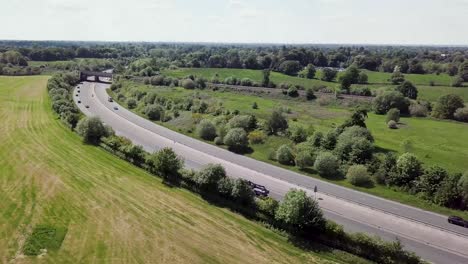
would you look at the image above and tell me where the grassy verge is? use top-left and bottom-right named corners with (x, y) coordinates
top-left (0, 75), bottom-right (364, 263)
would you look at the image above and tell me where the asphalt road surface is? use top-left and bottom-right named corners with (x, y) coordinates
top-left (74, 81), bottom-right (468, 264)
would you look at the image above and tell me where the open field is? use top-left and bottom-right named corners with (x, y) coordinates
top-left (112, 82), bottom-right (468, 219)
top-left (162, 68), bottom-right (468, 102)
top-left (0, 76), bottom-right (353, 263)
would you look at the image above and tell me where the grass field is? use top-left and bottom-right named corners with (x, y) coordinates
top-left (162, 68), bottom-right (468, 102)
top-left (0, 76), bottom-right (361, 263)
top-left (113, 82), bottom-right (468, 219)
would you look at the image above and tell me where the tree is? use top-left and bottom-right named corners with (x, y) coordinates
top-left (147, 147), bottom-right (183, 182)
top-left (432, 94), bottom-right (465, 119)
top-left (278, 60), bottom-right (302, 76)
top-left (358, 72), bottom-right (368, 84)
top-left (144, 104), bottom-right (163, 121)
top-left (197, 119), bottom-right (217, 141)
top-left (127, 98), bottom-right (137, 109)
top-left (262, 69), bottom-right (271, 87)
top-left (390, 153), bottom-right (422, 187)
top-left (306, 64), bottom-right (316, 79)
top-left (275, 189), bottom-right (325, 233)
top-left (434, 173), bottom-right (462, 208)
top-left (227, 115), bottom-right (257, 131)
top-left (287, 86), bottom-right (299, 97)
top-left (75, 117), bottom-right (111, 144)
top-left (340, 108), bottom-right (368, 129)
top-left (308, 131), bottom-right (323, 147)
top-left (252, 102), bottom-right (258, 109)
top-left (396, 81), bottom-right (418, 99)
top-left (459, 61), bottom-right (468, 82)
top-left (373, 91), bottom-right (410, 114)
top-left (386, 108), bottom-right (400, 123)
top-left (451, 76), bottom-right (464, 87)
top-left (276, 145), bottom-right (295, 165)
top-left (196, 164), bottom-right (227, 192)
top-left (459, 172), bottom-right (468, 206)
top-left (223, 128), bottom-right (249, 152)
top-left (415, 166), bottom-right (448, 197)
top-left (322, 130), bottom-right (338, 150)
top-left (454, 107), bottom-right (468, 122)
top-left (314, 152), bottom-right (340, 178)
top-left (288, 124), bottom-right (308, 143)
top-left (265, 110), bottom-right (288, 135)
top-left (231, 179), bottom-right (255, 206)
top-left (321, 68), bottom-right (338, 82)
top-left (391, 70), bottom-right (405, 85)
top-left (339, 66), bottom-right (360, 92)
top-left (305, 88), bottom-right (316, 100)
top-left (347, 165), bottom-right (373, 187)
top-left (295, 151), bottom-right (315, 169)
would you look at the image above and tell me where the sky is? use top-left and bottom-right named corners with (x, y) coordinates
top-left (1, 0), bottom-right (468, 45)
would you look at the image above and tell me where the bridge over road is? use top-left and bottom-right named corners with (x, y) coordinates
top-left (79, 71), bottom-right (113, 83)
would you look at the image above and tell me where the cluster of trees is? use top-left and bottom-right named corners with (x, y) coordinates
top-left (47, 73), bottom-right (81, 128)
top-left (0, 50), bottom-right (42, 76)
top-left (78, 116), bottom-right (423, 264)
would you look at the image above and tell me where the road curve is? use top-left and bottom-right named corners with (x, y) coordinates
top-left (74, 81), bottom-right (468, 264)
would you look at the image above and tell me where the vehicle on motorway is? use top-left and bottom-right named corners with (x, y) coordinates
top-left (113, 106), bottom-right (118, 110)
top-left (108, 97), bottom-right (113, 102)
top-left (77, 100), bottom-right (81, 104)
top-left (85, 105), bottom-right (90, 108)
top-left (247, 181), bottom-right (269, 197)
top-left (448, 216), bottom-right (468, 227)
top-left (77, 90), bottom-right (80, 93)
top-left (75, 94), bottom-right (78, 96)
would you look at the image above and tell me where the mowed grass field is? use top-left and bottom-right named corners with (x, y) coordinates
top-left (0, 76), bottom-right (348, 264)
top-left (162, 68), bottom-right (468, 102)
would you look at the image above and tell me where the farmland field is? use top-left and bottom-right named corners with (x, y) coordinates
top-left (0, 76), bottom-right (351, 263)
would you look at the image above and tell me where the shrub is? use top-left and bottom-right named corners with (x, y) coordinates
top-left (409, 103), bottom-right (428, 117)
top-left (231, 179), bottom-right (255, 205)
top-left (195, 164), bottom-right (227, 192)
top-left (434, 173), bottom-right (462, 208)
top-left (278, 60), bottom-right (302, 76)
top-left (358, 72), bottom-right (368, 84)
top-left (432, 94), bottom-right (465, 119)
top-left (373, 91), bottom-right (410, 114)
top-left (276, 145), bottom-right (295, 165)
top-left (347, 165), bottom-right (373, 187)
top-left (196, 119), bottom-right (217, 141)
top-left (287, 86), bottom-right (299, 97)
top-left (314, 152), bottom-right (340, 178)
top-left (252, 102), bottom-right (258, 109)
top-left (415, 166), bottom-right (448, 197)
top-left (391, 70), bottom-right (405, 84)
top-left (240, 78), bottom-right (253, 86)
top-left (396, 81), bottom-right (418, 99)
top-left (75, 117), bottom-right (112, 144)
top-left (459, 172), bottom-right (468, 206)
top-left (454, 107), bottom-right (468, 122)
top-left (452, 76), bottom-right (464, 87)
top-left (390, 153), bottom-right (423, 187)
top-left (181, 78), bottom-right (196, 89)
top-left (248, 130), bottom-right (266, 144)
top-left (335, 129), bottom-right (374, 163)
top-left (150, 75), bottom-right (164, 85)
top-left (386, 108), bottom-right (400, 123)
top-left (265, 110), bottom-right (288, 135)
top-left (305, 88), bottom-right (316, 100)
top-left (295, 151), bottom-right (315, 169)
top-left (227, 115), bottom-right (257, 131)
top-left (144, 104), bottom-right (163, 121)
top-left (127, 98), bottom-right (137, 109)
top-left (256, 197), bottom-right (279, 217)
top-left (288, 124), bottom-right (308, 143)
top-left (146, 147), bottom-right (183, 182)
top-left (275, 189), bottom-right (325, 233)
top-left (224, 128), bottom-right (249, 151)
top-left (387, 120), bottom-right (398, 129)
top-left (308, 131), bottom-right (323, 147)
top-left (321, 68), bottom-right (338, 82)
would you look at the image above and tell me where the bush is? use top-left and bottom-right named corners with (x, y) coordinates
top-left (252, 102), bottom-right (258, 109)
top-left (314, 152), bottom-right (340, 178)
top-left (287, 86), bottom-right (299, 97)
top-left (454, 107), bottom-right (468, 122)
top-left (231, 178), bottom-right (255, 206)
top-left (227, 115), bottom-right (257, 131)
top-left (390, 153), bottom-right (423, 187)
top-left (275, 189), bottom-right (325, 233)
top-left (295, 151), bottom-right (315, 169)
top-left (373, 91), bottom-right (410, 114)
top-left (288, 124), bottom-right (308, 143)
top-left (248, 130), bottom-right (266, 144)
top-left (386, 108), bottom-right (400, 123)
top-left (196, 119), bottom-right (217, 141)
top-left (321, 68), bottom-right (338, 82)
top-left (452, 76), bottom-right (464, 87)
top-left (396, 81), bottom-right (418, 99)
top-left (358, 72), bottom-right (368, 84)
top-left (127, 98), bottom-right (137, 109)
top-left (387, 120), bottom-right (398, 129)
top-left (75, 117), bottom-right (112, 144)
top-left (278, 60), bottom-right (302, 76)
top-left (276, 145), bottom-right (295, 165)
top-left (305, 88), bottom-right (316, 100)
top-left (240, 78), bottom-right (253, 86)
top-left (214, 136), bottom-right (223, 145)
top-left (195, 164), bottom-right (227, 192)
top-left (181, 78), bottom-right (196, 89)
top-left (224, 128), bottom-right (249, 151)
top-left (432, 94), bottom-right (465, 119)
top-left (265, 110), bottom-right (288, 135)
top-left (256, 197), bottom-right (279, 217)
top-left (409, 103), bottom-right (428, 117)
top-left (144, 104), bottom-right (163, 121)
top-left (459, 172), bottom-right (468, 206)
top-left (146, 147), bottom-right (183, 182)
top-left (347, 165), bottom-right (373, 187)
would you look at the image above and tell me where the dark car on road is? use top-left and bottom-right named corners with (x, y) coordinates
top-left (448, 216), bottom-right (468, 228)
top-left (247, 181), bottom-right (269, 197)
top-left (108, 97), bottom-right (113, 102)
top-left (77, 100), bottom-right (81, 104)
top-left (85, 105), bottom-right (90, 108)
top-left (113, 106), bottom-right (118, 110)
